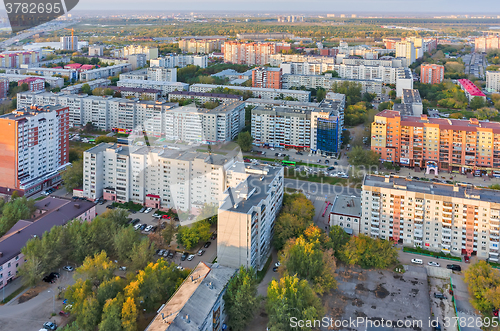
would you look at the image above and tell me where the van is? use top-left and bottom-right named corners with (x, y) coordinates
top-left (411, 258), bottom-right (423, 264)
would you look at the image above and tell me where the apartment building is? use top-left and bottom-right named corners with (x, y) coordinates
top-left (0, 197), bottom-right (96, 289)
top-left (475, 35), bottom-right (500, 53)
top-left (396, 68), bottom-right (414, 97)
top-left (18, 77), bottom-right (44, 92)
top-left (26, 67), bottom-right (79, 81)
top-left (123, 45), bottom-right (158, 60)
top-left (80, 64), bottom-right (132, 81)
top-left (189, 84), bottom-right (311, 102)
top-left (245, 98), bottom-right (320, 111)
top-left (280, 61), bottom-right (336, 75)
top-left (83, 143), bottom-right (241, 212)
top-left (0, 105), bottom-right (70, 196)
top-left (0, 74), bottom-right (63, 88)
top-left (362, 175), bottom-right (500, 261)
top-left (150, 55), bottom-right (208, 69)
top-left (127, 54), bottom-right (147, 70)
top-left (341, 57), bottom-right (409, 68)
top-left (269, 54), bottom-right (336, 67)
top-left (146, 67), bottom-right (177, 82)
top-left (329, 195), bottom-right (362, 236)
top-left (60, 36), bottom-right (78, 51)
top-left (395, 41), bottom-right (416, 64)
top-left (211, 69), bottom-right (252, 84)
top-left (0, 78), bottom-right (8, 98)
top-left (61, 79), bottom-right (110, 94)
top-left (458, 79), bottom-right (487, 102)
top-left (223, 41), bottom-right (279, 65)
top-left (282, 74), bottom-right (383, 96)
top-left (218, 163), bottom-right (284, 270)
top-left (371, 110), bottom-right (500, 174)
top-left (486, 70), bottom-right (500, 93)
top-left (420, 64), bottom-right (444, 84)
top-left (117, 79), bottom-right (188, 96)
top-left (0, 50), bottom-right (41, 68)
top-left (119, 68), bottom-right (148, 81)
top-left (145, 262), bottom-right (236, 331)
top-left (108, 87), bottom-right (161, 100)
top-left (88, 45), bottom-right (104, 56)
top-left (252, 67), bottom-right (282, 89)
top-left (17, 91), bottom-right (176, 133)
top-left (393, 89), bottom-right (423, 116)
top-left (179, 38), bottom-right (224, 54)
top-left (164, 102), bottom-right (245, 143)
top-left (168, 91), bottom-right (243, 104)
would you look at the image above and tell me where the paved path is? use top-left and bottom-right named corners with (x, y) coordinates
top-left (257, 249), bottom-right (278, 297)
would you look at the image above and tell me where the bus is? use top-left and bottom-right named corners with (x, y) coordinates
top-left (282, 160), bottom-right (296, 166)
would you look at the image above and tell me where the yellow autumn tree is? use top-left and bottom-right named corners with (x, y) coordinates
top-left (122, 296), bottom-right (138, 331)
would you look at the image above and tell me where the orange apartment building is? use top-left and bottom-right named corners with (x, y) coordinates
top-left (252, 67), bottom-right (282, 89)
top-left (371, 110), bottom-right (500, 175)
top-left (223, 41), bottom-right (289, 65)
top-left (420, 64), bottom-right (444, 84)
top-left (0, 105), bottom-right (70, 196)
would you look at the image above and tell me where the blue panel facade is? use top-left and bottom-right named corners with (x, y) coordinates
top-left (317, 116), bottom-right (339, 154)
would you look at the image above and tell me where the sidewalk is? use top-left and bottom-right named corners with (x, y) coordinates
top-left (0, 277), bottom-right (26, 304)
top-left (396, 168), bottom-right (498, 187)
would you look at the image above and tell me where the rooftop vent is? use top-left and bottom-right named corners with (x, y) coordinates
top-left (74, 204), bottom-right (80, 209)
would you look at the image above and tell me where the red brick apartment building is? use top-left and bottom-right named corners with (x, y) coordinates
top-left (252, 67), bottom-right (282, 89)
top-left (18, 77), bottom-right (45, 92)
top-left (420, 64), bottom-right (444, 84)
top-left (0, 105), bottom-right (70, 196)
top-left (371, 110), bottom-right (500, 175)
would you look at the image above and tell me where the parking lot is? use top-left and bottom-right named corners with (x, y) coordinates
top-left (323, 266), bottom-right (433, 331)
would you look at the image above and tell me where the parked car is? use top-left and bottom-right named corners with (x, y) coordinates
top-left (204, 241), bottom-right (211, 248)
top-left (152, 226), bottom-right (158, 233)
top-left (464, 256), bottom-right (470, 263)
top-left (210, 232), bottom-right (217, 240)
top-left (152, 213), bottom-right (162, 219)
top-left (106, 205), bottom-right (115, 209)
top-left (98, 199), bottom-right (105, 205)
top-left (411, 259), bottom-right (423, 265)
top-left (139, 207), bottom-right (146, 213)
top-left (145, 225), bottom-right (153, 232)
top-left (187, 254), bottom-right (195, 261)
top-left (167, 251), bottom-right (175, 259)
top-left (58, 311), bottom-right (69, 317)
top-left (163, 250), bottom-right (170, 257)
top-left (145, 207), bottom-right (153, 213)
top-left (156, 249), bottom-right (163, 256)
top-left (162, 215), bottom-right (170, 219)
top-left (275, 261), bottom-right (281, 267)
top-left (176, 266), bottom-right (184, 271)
top-left (62, 266), bottom-right (74, 272)
top-left (139, 224), bottom-right (147, 231)
top-left (43, 272), bottom-right (60, 283)
top-left (428, 262), bottom-right (440, 267)
top-left (197, 249), bottom-right (205, 256)
top-left (327, 167), bottom-right (335, 171)
top-left (131, 219), bottom-right (140, 225)
top-left (296, 152), bottom-right (303, 155)
top-left (43, 321), bottom-right (58, 330)
top-left (273, 267), bottom-right (279, 272)
top-left (181, 252), bottom-right (189, 261)
top-left (334, 161), bottom-right (338, 165)
top-left (434, 293), bottom-right (446, 299)
top-left (134, 223), bottom-right (142, 230)
top-left (446, 264), bottom-right (462, 271)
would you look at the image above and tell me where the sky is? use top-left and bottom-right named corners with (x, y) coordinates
top-left (71, 0), bottom-right (500, 14)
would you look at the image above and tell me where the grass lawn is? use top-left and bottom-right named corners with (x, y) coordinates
top-left (249, 156), bottom-right (329, 168)
top-left (112, 201), bottom-right (143, 211)
top-left (0, 285), bottom-right (27, 304)
top-left (33, 196), bottom-right (45, 201)
top-left (284, 171), bottom-right (348, 185)
top-left (403, 246), bottom-right (462, 261)
top-left (257, 255), bottom-right (273, 283)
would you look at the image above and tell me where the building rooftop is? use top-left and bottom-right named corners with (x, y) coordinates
top-left (458, 79), bottom-right (486, 97)
top-left (169, 90), bottom-right (243, 100)
top-left (108, 86), bottom-right (161, 94)
top-left (145, 262), bottom-right (236, 331)
top-left (331, 195), bottom-right (362, 217)
top-left (0, 197), bottom-right (95, 266)
top-left (119, 79), bottom-right (189, 87)
top-left (402, 89), bottom-right (422, 104)
top-left (0, 105), bottom-right (66, 121)
top-left (393, 103), bottom-right (414, 116)
top-left (245, 98), bottom-right (320, 109)
top-left (189, 84), bottom-right (311, 95)
top-left (363, 175), bottom-right (500, 205)
top-left (220, 164), bottom-right (282, 214)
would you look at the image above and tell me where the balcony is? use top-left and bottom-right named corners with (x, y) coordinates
top-left (371, 221), bottom-right (380, 226)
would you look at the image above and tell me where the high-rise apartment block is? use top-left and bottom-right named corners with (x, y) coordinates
top-left (0, 78), bottom-right (8, 98)
top-left (371, 110), bottom-right (500, 174)
top-left (0, 105), bottom-right (69, 196)
top-left (0, 50), bottom-right (41, 68)
top-left (475, 35), bottom-right (500, 53)
top-left (146, 67), bottom-right (177, 82)
top-left (117, 80), bottom-right (188, 96)
top-left (395, 41), bottom-right (416, 64)
top-left (127, 54), bottom-right (147, 70)
top-left (361, 175), bottom-right (500, 261)
top-left (189, 84), bottom-right (310, 102)
top-left (218, 163), bottom-right (284, 270)
top-left (88, 45), bottom-right (104, 56)
top-left (150, 55), bottom-right (208, 68)
top-left (420, 64), bottom-right (444, 84)
top-left (18, 77), bottom-right (45, 92)
top-left (486, 70), bottom-right (500, 93)
top-left (179, 38), bottom-right (224, 54)
top-left (123, 45), bottom-right (158, 60)
top-left (252, 67), bottom-right (282, 89)
top-left (223, 41), bottom-right (283, 65)
top-left (60, 36), bottom-right (78, 51)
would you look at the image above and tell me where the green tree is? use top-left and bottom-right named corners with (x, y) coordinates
top-left (18, 256), bottom-right (44, 287)
top-left (266, 275), bottom-right (324, 331)
top-left (0, 196), bottom-right (36, 237)
top-left (98, 295), bottom-right (124, 331)
top-left (81, 83), bottom-right (92, 95)
top-left (113, 226), bottom-right (141, 261)
top-left (129, 239), bottom-right (155, 271)
top-left (273, 213), bottom-right (310, 251)
top-left (96, 277), bottom-right (125, 309)
top-left (378, 101), bottom-right (393, 111)
top-left (347, 146), bottom-right (380, 167)
top-left (100, 208), bottom-right (129, 226)
top-left (326, 225), bottom-right (351, 257)
top-left (339, 234), bottom-right (398, 269)
top-left (75, 251), bottom-right (116, 287)
top-left (77, 295), bottom-right (101, 331)
top-left (176, 225), bottom-right (200, 250)
top-left (161, 220), bottom-right (177, 246)
top-left (316, 88), bottom-right (326, 102)
top-left (224, 266), bottom-right (260, 331)
top-left (95, 135), bottom-right (118, 144)
top-left (237, 131), bottom-right (254, 152)
top-left (464, 261), bottom-right (500, 311)
top-left (84, 122), bottom-right (95, 133)
top-left (62, 160), bottom-right (83, 193)
top-left (470, 96), bottom-right (486, 110)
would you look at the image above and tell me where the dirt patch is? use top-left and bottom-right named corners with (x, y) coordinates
top-left (411, 288), bottom-right (419, 297)
top-left (411, 280), bottom-right (420, 285)
top-left (374, 284), bottom-right (389, 299)
top-left (393, 274), bottom-right (403, 280)
top-left (371, 305), bottom-right (377, 309)
top-left (18, 283), bottom-right (50, 304)
top-left (356, 283), bottom-right (368, 291)
top-left (352, 298), bottom-right (364, 307)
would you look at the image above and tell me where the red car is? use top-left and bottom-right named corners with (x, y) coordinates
top-left (464, 256), bottom-right (470, 263)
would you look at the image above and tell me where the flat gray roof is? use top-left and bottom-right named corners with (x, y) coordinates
top-left (402, 89), bottom-right (422, 104)
top-left (331, 195), bottom-right (362, 217)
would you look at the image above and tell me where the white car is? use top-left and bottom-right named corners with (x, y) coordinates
top-left (134, 223), bottom-right (142, 230)
top-left (63, 265), bottom-right (74, 272)
top-left (411, 258), bottom-right (423, 265)
top-left (187, 254), bottom-right (195, 261)
top-left (428, 261), bottom-right (440, 267)
top-left (144, 207), bottom-right (153, 213)
top-left (145, 225), bottom-right (153, 232)
top-left (152, 213), bottom-right (161, 218)
top-left (270, 148), bottom-right (275, 151)
top-left (275, 261), bottom-right (281, 267)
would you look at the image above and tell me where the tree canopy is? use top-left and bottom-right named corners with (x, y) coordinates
top-left (237, 131), bottom-right (254, 152)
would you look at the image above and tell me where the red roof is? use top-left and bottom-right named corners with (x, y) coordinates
top-left (80, 64), bottom-right (95, 70)
top-left (64, 63), bottom-right (82, 69)
top-left (458, 79), bottom-right (486, 97)
top-left (146, 194), bottom-right (160, 198)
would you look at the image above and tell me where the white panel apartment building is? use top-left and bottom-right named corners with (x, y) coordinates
top-left (164, 102), bottom-right (245, 143)
top-left (150, 55), bottom-right (208, 68)
top-left (123, 45), bottom-right (158, 60)
top-left (282, 74), bottom-right (383, 96)
top-left (486, 71), bottom-right (500, 93)
top-left (361, 175), bottom-right (500, 261)
top-left (80, 64), bottom-right (132, 81)
top-left (83, 143), bottom-right (240, 212)
top-left (117, 79), bottom-right (188, 96)
top-left (146, 67), bottom-right (177, 82)
top-left (269, 54), bottom-right (336, 67)
top-left (218, 164), bottom-right (284, 270)
top-left (189, 84), bottom-right (311, 102)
